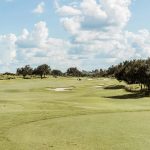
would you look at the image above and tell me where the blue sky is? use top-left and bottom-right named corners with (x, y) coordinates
top-left (127, 0), bottom-right (150, 31)
top-left (0, 0), bottom-right (150, 72)
top-left (0, 0), bottom-right (68, 38)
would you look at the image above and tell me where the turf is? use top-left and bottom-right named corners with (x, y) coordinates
top-left (0, 77), bottom-right (150, 150)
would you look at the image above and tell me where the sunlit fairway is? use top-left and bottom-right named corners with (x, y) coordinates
top-left (1, 77), bottom-right (150, 150)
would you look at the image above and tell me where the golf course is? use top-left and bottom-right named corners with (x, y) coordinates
top-left (0, 77), bottom-right (150, 150)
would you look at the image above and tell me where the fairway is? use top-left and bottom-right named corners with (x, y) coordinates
top-left (0, 77), bottom-right (150, 150)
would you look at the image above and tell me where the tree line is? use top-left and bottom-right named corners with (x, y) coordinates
top-left (16, 64), bottom-right (108, 79)
top-left (3, 58), bottom-right (150, 91)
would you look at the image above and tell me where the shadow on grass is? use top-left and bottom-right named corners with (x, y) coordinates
top-left (105, 91), bottom-right (150, 99)
top-left (104, 85), bottom-right (125, 90)
top-left (103, 84), bottom-right (150, 99)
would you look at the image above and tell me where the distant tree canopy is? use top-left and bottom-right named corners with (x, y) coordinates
top-left (67, 67), bottom-right (82, 77)
top-left (51, 69), bottom-right (63, 77)
top-left (3, 72), bottom-right (16, 76)
top-left (17, 64), bottom-right (51, 79)
top-left (16, 65), bottom-right (108, 79)
top-left (16, 65), bottom-right (33, 78)
top-left (33, 64), bottom-right (51, 79)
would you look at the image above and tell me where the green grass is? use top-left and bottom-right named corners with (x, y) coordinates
top-left (0, 77), bottom-right (150, 150)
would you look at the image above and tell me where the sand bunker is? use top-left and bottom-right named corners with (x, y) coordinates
top-left (47, 87), bottom-right (74, 92)
top-left (95, 84), bottom-right (105, 88)
top-left (88, 79), bottom-right (93, 81)
top-left (103, 78), bottom-right (109, 81)
top-left (95, 86), bottom-right (103, 88)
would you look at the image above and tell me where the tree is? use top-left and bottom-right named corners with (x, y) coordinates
top-left (16, 65), bottom-right (33, 79)
top-left (51, 69), bottom-right (63, 77)
top-left (107, 65), bottom-right (116, 77)
top-left (34, 64), bottom-right (51, 79)
top-left (3, 72), bottom-right (15, 76)
top-left (91, 69), bottom-right (99, 77)
top-left (114, 59), bottom-right (150, 91)
top-left (66, 67), bottom-right (82, 77)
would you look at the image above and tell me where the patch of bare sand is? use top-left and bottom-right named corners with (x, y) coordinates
top-left (47, 87), bottom-right (74, 92)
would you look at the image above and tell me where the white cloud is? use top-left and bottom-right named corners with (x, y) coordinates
top-left (56, 0), bottom-right (132, 32)
top-left (57, 5), bottom-right (82, 16)
top-left (0, 34), bottom-right (17, 72)
top-left (0, 22), bottom-right (74, 72)
top-left (55, 0), bottom-right (137, 64)
top-left (0, 34), bottom-right (16, 64)
top-left (1, 0), bottom-right (150, 72)
top-left (53, 0), bottom-right (150, 68)
top-left (17, 21), bottom-right (48, 48)
top-left (33, 2), bottom-right (45, 14)
top-left (60, 16), bottom-right (83, 35)
top-left (0, 20), bottom-right (150, 72)
top-left (15, 21), bottom-right (77, 71)
top-left (80, 0), bottom-right (107, 21)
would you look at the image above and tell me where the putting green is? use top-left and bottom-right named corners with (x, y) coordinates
top-left (0, 77), bottom-right (150, 150)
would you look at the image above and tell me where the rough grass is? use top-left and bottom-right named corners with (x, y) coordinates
top-left (0, 77), bottom-right (150, 150)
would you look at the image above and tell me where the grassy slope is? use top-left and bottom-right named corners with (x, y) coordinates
top-left (0, 77), bottom-right (150, 150)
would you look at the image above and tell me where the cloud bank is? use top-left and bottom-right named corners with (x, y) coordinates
top-left (0, 0), bottom-right (150, 72)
